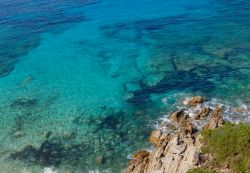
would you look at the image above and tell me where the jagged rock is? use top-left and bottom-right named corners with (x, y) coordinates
top-left (186, 96), bottom-right (204, 107)
top-left (169, 110), bottom-right (189, 124)
top-left (204, 106), bottom-right (224, 130)
top-left (127, 150), bottom-right (150, 173)
top-left (134, 110), bottom-right (145, 116)
top-left (126, 116), bottom-right (200, 173)
top-left (133, 150), bottom-right (150, 161)
top-left (149, 130), bottom-right (162, 145)
top-left (169, 110), bottom-right (194, 135)
top-left (126, 101), bottom-right (226, 173)
top-left (180, 119), bottom-right (194, 135)
top-left (126, 130), bottom-right (201, 173)
top-left (194, 107), bottom-right (210, 120)
top-left (168, 136), bottom-right (187, 155)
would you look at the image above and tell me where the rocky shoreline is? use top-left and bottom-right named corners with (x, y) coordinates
top-left (125, 96), bottom-right (234, 173)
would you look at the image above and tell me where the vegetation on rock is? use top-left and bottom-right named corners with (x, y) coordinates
top-left (187, 168), bottom-right (219, 173)
top-left (201, 123), bottom-right (250, 173)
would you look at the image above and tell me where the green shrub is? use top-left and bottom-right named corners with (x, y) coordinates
top-left (187, 168), bottom-right (218, 173)
top-left (201, 123), bottom-right (250, 173)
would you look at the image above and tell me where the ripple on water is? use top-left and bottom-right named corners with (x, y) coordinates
top-left (0, 0), bottom-right (250, 172)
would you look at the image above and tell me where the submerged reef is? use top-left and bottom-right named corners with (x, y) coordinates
top-left (0, 0), bottom-right (250, 172)
top-left (10, 137), bottom-right (88, 167)
top-left (98, 0), bottom-right (250, 104)
top-left (126, 96), bottom-right (250, 173)
top-left (0, 0), bottom-right (100, 77)
top-left (4, 97), bottom-right (154, 172)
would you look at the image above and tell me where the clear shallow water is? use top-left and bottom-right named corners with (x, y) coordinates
top-left (0, 0), bottom-right (250, 172)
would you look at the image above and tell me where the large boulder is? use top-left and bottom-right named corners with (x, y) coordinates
top-left (170, 110), bottom-right (194, 135)
top-left (169, 110), bottom-right (189, 124)
top-left (149, 130), bottom-right (162, 146)
top-left (186, 96), bottom-right (204, 107)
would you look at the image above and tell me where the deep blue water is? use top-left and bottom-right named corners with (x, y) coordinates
top-left (0, 0), bottom-right (250, 172)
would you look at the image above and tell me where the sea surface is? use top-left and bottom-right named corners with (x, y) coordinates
top-left (0, 0), bottom-right (250, 172)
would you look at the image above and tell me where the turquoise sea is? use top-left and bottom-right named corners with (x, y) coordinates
top-left (0, 0), bottom-right (250, 172)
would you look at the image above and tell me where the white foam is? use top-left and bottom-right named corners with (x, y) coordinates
top-left (43, 167), bottom-right (58, 173)
top-left (155, 97), bottom-right (250, 132)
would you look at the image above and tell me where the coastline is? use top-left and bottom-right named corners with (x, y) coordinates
top-left (125, 96), bottom-right (250, 173)
top-left (0, 0), bottom-right (250, 172)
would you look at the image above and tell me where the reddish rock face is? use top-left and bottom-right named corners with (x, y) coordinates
top-left (187, 96), bottom-right (204, 106)
top-left (133, 150), bottom-right (150, 161)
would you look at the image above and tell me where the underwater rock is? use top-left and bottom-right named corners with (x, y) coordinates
top-left (10, 145), bottom-right (38, 161)
top-left (13, 131), bottom-right (26, 138)
top-left (9, 137), bottom-right (87, 167)
top-left (44, 131), bottom-right (52, 139)
top-left (125, 90), bottom-right (151, 104)
top-left (186, 96), bottom-right (204, 107)
top-left (20, 76), bottom-right (34, 87)
top-left (0, 60), bottom-right (15, 77)
top-left (123, 92), bottom-right (135, 102)
top-left (10, 97), bottom-right (38, 108)
top-left (58, 131), bottom-right (76, 140)
top-left (134, 110), bottom-right (145, 116)
top-left (124, 82), bottom-right (141, 92)
top-left (95, 156), bottom-right (105, 165)
top-left (72, 116), bottom-right (88, 125)
top-left (142, 73), bottom-right (165, 88)
top-left (201, 44), bottom-right (233, 58)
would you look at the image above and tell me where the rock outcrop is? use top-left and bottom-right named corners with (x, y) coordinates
top-left (204, 106), bottom-right (224, 130)
top-left (186, 96), bottom-right (204, 107)
top-left (126, 97), bottom-right (225, 173)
